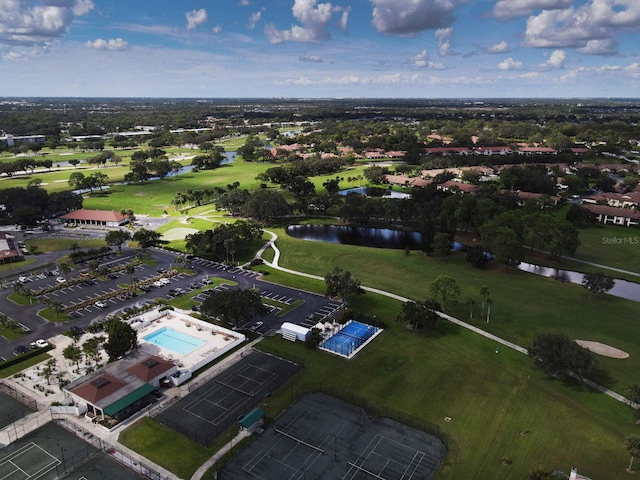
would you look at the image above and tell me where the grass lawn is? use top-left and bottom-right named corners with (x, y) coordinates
top-left (82, 160), bottom-right (270, 216)
top-left (255, 301), bottom-right (635, 480)
top-left (23, 237), bottom-right (106, 253)
top-left (120, 268), bottom-right (637, 478)
top-left (267, 228), bottom-right (640, 392)
top-left (0, 259), bottom-right (34, 273)
top-left (118, 418), bottom-right (213, 479)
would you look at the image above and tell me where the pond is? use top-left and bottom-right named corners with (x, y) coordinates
top-left (286, 224), bottom-right (424, 249)
top-left (287, 224), bottom-right (640, 302)
top-left (339, 187), bottom-right (411, 199)
top-left (517, 262), bottom-right (640, 303)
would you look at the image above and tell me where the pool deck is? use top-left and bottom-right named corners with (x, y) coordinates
top-left (135, 309), bottom-right (245, 383)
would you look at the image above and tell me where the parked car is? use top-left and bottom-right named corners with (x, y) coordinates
top-left (14, 345), bottom-right (28, 355)
top-left (94, 301), bottom-right (107, 308)
top-left (107, 272), bottom-right (119, 279)
top-left (250, 321), bottom-right (264, 332)
top-left (30, 339), bottom-right (48, 349)
top-left (56, 277), bottom-right (66, 284)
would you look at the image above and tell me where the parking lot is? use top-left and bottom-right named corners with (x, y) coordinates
top-left (1, 248), bottom-right (343, 358)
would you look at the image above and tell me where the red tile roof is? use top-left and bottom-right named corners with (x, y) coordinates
top-left (70, 373), bottom-right (127, 403)
top-left (59, 209), bottom-right (127, 222)
top-left (127, 356), bottom-right (175, 382)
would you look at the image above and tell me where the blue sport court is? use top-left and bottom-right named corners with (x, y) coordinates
top-left (319, 320), bottom-right (382, 358)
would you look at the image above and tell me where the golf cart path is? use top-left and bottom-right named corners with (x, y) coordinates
top-left (256, 230), bottom-right (639, 409)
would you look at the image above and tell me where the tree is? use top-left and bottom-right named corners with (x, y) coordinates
top-left (40, 359), bottom-right (57, 385)
top-left (465, 296), bottom-right (475, 319)
top-left (69, 159), bottom-right (80, 169)
top-left (429, 275), bottom-right (461, 311)
top-left (626, 435), bottom-right (640, 472)
top-left (480, 286), bottom-right (490, 315)
top-left (324, 267), bottom-right (365, 305)
top-left (59, 262), bottom-right (72, 278)
top-left (625, 384), bottom-right (640, 419)
top-left (582, 272), bottom-right (615, 297)
top-left (70, 242), bottom-right (80, 254)
top-left (528, 332), bottom-right (596, 380)
top-left (62, 344), bottom-right (83, 368)
top-left (485, 297), bottom-right (493, 323)
top-left (398, 299), bottom-right (441, 330)
top-left (132, 228), bottom-right (163, 248)
top-left (82, 336), bottom-right (104, 367)
top-left (68, 172), bottom-right (85, 189)
top-left (104, 319), bottom-right (138, 361)
top-left (200, 288), bottom-right (268, 328)
top-left (105, 229), bottom-right (131, 253)
top-left (431, 232), bottom-right (452, 257)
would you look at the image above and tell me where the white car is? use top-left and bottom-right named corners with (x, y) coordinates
top-left (18, 276), bottom-right (29, 283)
top-left (56, 277), bottom-right (66, 284)
top-left (94, 301), bottom-right (108, 308)
top-left (31, 339), bottom-right (48, 348)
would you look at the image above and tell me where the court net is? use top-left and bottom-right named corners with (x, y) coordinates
top-left (274, 425), bottom-right (325, 453)
top-left (214, 379), bottom-right (255, 397)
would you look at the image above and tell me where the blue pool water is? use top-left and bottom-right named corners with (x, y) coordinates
top-left (319, 321), bottom-right (380, 358)
top-left (143, 327), bottom-right (206, 355)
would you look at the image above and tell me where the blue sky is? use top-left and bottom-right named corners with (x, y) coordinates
top-left (1, 0), bottom-right (639, 98)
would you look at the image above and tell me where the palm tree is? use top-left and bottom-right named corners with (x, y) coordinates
top-left (70, 242), bottom-right (80, 254)
top-left (486, 298), bottom-right (493, 323)
top-left (465, 297), bottom-right (476, 320)
top-left (59, 262), bottom-right (72, 278)
top-left (626, 435), bottom-right (640, 472)
top-left (480, 286), bottom-right (490, 315)
top-left (40, 359), bottom-right (57, 385)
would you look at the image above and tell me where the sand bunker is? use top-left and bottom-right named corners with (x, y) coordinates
top-left (162, 227), bottom-right (199, 241)
top-left (575, 340), bottom-right (629, 359)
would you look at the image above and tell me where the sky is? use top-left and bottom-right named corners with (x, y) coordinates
top-left (0, 0), bottom-right (639, 98)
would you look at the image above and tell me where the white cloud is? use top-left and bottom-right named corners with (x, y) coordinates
top-left (542, 49), bottom-right (566, 68)
top-left (410, 49), bottom-right (430, 68)
top-left (371, 0), bottom-right (461, 35)
top-left (239, 0), bottom-right (250, 5)
top-left (84, 38), bottom-right (128, 51)
top-left (299, 53), bottom-right (323, 63)
top-left (435, 28), bottom-right (452, 56)
top-left (524, 1), bottom-right (640, 55)
top-left (0, 0), bottom-right (93, 47)
top-left (487, 40), bottom-right (510, 54)
top-left (265, 0), bottom-right (342, 44)
top-left (493, 0), bottom-right (572, 20)
top-left (498, 57), bottom-right (524, 70)
top-left (185, 8), bottom-right (208, 30)
top-left (338, 7), bottom-right (350, 33)
top-left (407, 49), bottom-right (445, 69)
top-left (248, 11), bottom-right (262, 29)
top-left (212, 25), bottom-right (222, 34)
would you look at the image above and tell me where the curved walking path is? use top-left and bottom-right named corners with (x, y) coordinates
top-left (255, 230), bottom-right (637, 407)
top-left (190, 231), bottom-right (638, 479)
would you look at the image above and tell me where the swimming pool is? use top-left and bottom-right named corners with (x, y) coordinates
top-left (319, 320), bottom-right (381, 358)
top-left (143, 327), bottom-right (206, 355)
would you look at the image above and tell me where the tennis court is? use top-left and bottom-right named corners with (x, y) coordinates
top-left (0, 422), bottom-right (146, 480)
top-left (319, 320), bottom-right (382, 358)
top-left (0, 391), bottom-right (36, 430)
top-left (155, 351), bottom-right (301, 446)
top-left (219, 393), bottom-right (447, 480)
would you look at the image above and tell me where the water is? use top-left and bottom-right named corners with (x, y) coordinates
top-left (339, 186), bottom-right (411, 199)
top-left (517, 262), bottom-right (640, 302)
top-left (286, 224), bottom-right (423, 249)
top-left (287, 224), bottom-right (640, 302)
top-left (142, 327), bottom-right (206, 355)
